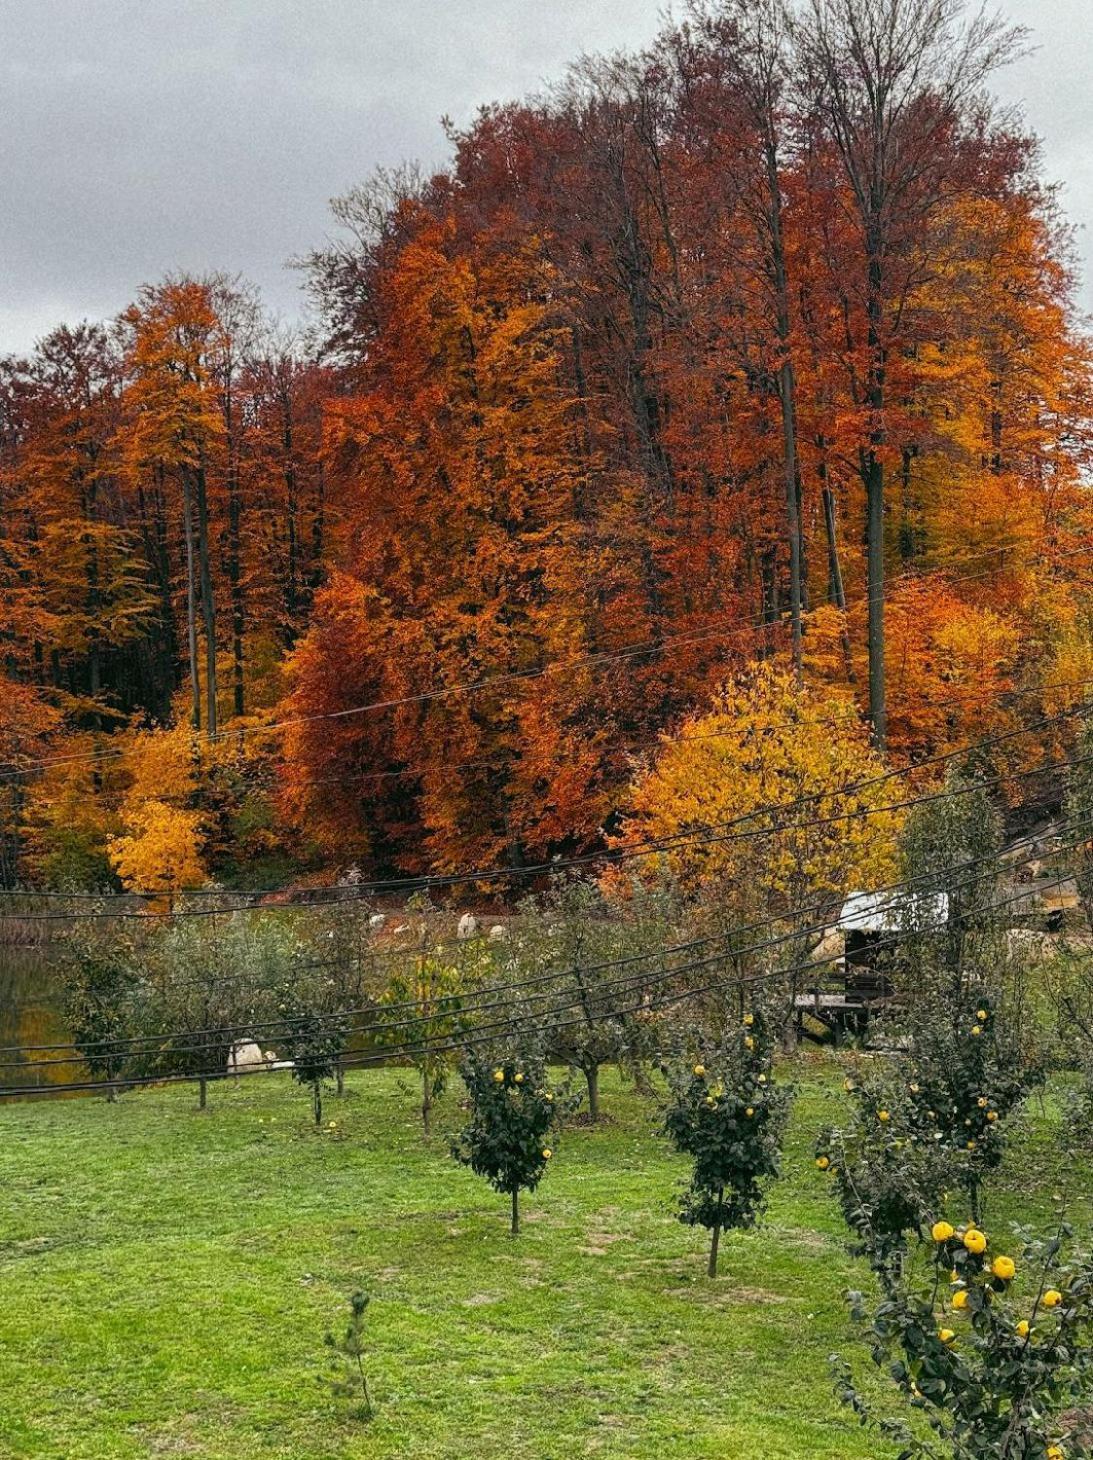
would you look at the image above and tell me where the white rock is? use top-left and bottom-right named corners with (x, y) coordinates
top-left (457, 913), bottom-right (480, 940)
top-left (488, 924), bottom-right (507, 942)
top-left (369, 912), bottom-right (387, 930)
top-left (228, 1040), bottom-right (266, 1072)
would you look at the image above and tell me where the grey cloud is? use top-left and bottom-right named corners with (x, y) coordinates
top-left (1, 0), bottom-right (1088, 354)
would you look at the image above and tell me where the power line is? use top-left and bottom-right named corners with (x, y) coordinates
top-left (3, 693), bottom-right (1089, 915)
top-left (6, 811), bottom-right (1083, 1077)
top-left (6, 851), bottom-right (1080, 1099)
top-left (3, 538), bottom-right (1088, 785)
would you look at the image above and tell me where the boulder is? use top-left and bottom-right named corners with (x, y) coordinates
top-left (812, 927), bottom-right (845, 965)
top-left (457, 912), bottom-right (480, 940)
top-left (228, 1041), bottom-right (292, 1073)
top-left (228, 1041), bottom-right (266, 1073)
top-left (488, 924), bottom-right (507, 942)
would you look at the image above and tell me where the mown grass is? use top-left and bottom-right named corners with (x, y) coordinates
top-left (0, 1060), bottom-right (1085, 1460)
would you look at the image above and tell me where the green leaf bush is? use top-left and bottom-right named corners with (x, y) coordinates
top-left (662, 1009), bottom-right (792, 1276)
top-left (451, 1040), bottom-right (574, 1234)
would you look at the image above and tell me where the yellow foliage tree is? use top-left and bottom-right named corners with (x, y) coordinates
top-left (107, 801), bottom-right (206, 895)
top-left (107, 725), bottom-right (207, 894)
top-left (615, 665), bottom-right (903, 916)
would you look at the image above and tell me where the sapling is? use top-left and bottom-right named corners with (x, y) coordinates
top-left (451, 1041), bottom-right (572, 1235)
top-left (322, 1290), bottom-right (373, 1421)
top-left (271, 978), bottom-right (346, 1125)
top-left (374, 951), bottom-right (472, 1136)
top-left (662, 1010), bottom-right (792, 1277)
top-left (900, 992), bottom-right (1040, 1222)
top-left (818, 1070), bottom-right (965, 1269)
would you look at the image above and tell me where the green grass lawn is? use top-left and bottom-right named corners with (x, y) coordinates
top-left (0, 1061), bottom-right (1082, 1460)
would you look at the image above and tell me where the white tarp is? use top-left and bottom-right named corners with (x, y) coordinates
top-left (839, 889), bottom-right (949, 935)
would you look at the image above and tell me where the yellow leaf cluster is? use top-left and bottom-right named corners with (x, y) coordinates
top-left (616, 664), bottom-right (902, 909)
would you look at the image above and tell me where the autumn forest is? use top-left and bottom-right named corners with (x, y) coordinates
top-left (3, 0), bottom-right (1092, 896)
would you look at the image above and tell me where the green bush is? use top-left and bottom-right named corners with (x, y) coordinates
top-left (900, 992), bottom-right (1041, 1221)
top-left (451, 1040), bottom-right (573, 1235)
top-left (373, 952), bottom-right (477, 1136)
top-left (662, 1009), bottom-right (792, 1277)
top-left (835, 1219), bottom-right (1093, 1459)
top-left (62, 935), bottom-right (142, 1100)
top-left (818, 1072), bottom-right (962, 1268)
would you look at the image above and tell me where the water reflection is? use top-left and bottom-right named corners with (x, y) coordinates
top-left (0, 948), bottom-right (83, 1095)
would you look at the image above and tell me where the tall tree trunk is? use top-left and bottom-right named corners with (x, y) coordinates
top-left (510, 1186), bottom-right (520, 1237)
top-left (227, 455), bottom-right (245, 719)
top-left (193, 461), bottom-right (218, 737)
top-left (181, 471), bottom-right (202, 731)
top-left (863, 242), bottom-right (888, 749)
top-left (779, 360), bottom-right (803, 678)
top-left (864, 448), bottom-right (886, 748)
top-left (818, 446), bottom-right (856, 685)
top-left (765, 131), bottom-right (804, 677)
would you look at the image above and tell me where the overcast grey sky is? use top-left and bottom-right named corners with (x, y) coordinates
top-left (2, 0), bottom-right (1089, 355)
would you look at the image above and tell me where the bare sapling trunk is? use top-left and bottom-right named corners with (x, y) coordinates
top-left (708, 1186), bottom-right (725, 1278)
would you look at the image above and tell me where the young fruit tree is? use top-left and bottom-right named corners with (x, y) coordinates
top-left (138, 913), bottom-right (300, 1110)
top-left (817, 1072), bottom-right (960, 1268)
top-left (662, 1011), bottom-right (792, 1277)
top-left (834, 1217), bottom-right (1093, 1460)
top-left (451, 1042), bottom-right (571, 1235)
top-left (900, 992), bottom-right (1041, 1223)
top-left (62, 934), bottom-right (141, 1101)
top-left (274, 972), bottom-right (351, 1126)
top-left (373, 951), bottom-right (472, 1136)
top-left (512, 875), bottom-right (669, 1121)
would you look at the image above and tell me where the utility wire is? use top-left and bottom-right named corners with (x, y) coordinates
top-left (5, 813), bottom-right (1082, 1078)
top-left (6, 853), bottom-right (1079, 1099)
top-left (2, 693), bottom-right (1089, 916)
top-left (3, 538), bottom-right (1088, 784)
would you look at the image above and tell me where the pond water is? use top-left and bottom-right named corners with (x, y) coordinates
top-left (0, 947), bottom-right (78, 1095)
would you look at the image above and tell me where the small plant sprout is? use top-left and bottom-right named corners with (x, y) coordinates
top-left (322, 1290), bottom-right (373, 1422)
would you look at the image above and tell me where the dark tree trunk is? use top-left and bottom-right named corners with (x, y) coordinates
top-left (193, 462), bottom-right (218, 737)
top-left (708, 1186), bottom-right (725, 1278)
top-left (181, 471), bottom-right (202, 730)
top-left (585, 1064), bottom-right (601, 1123)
